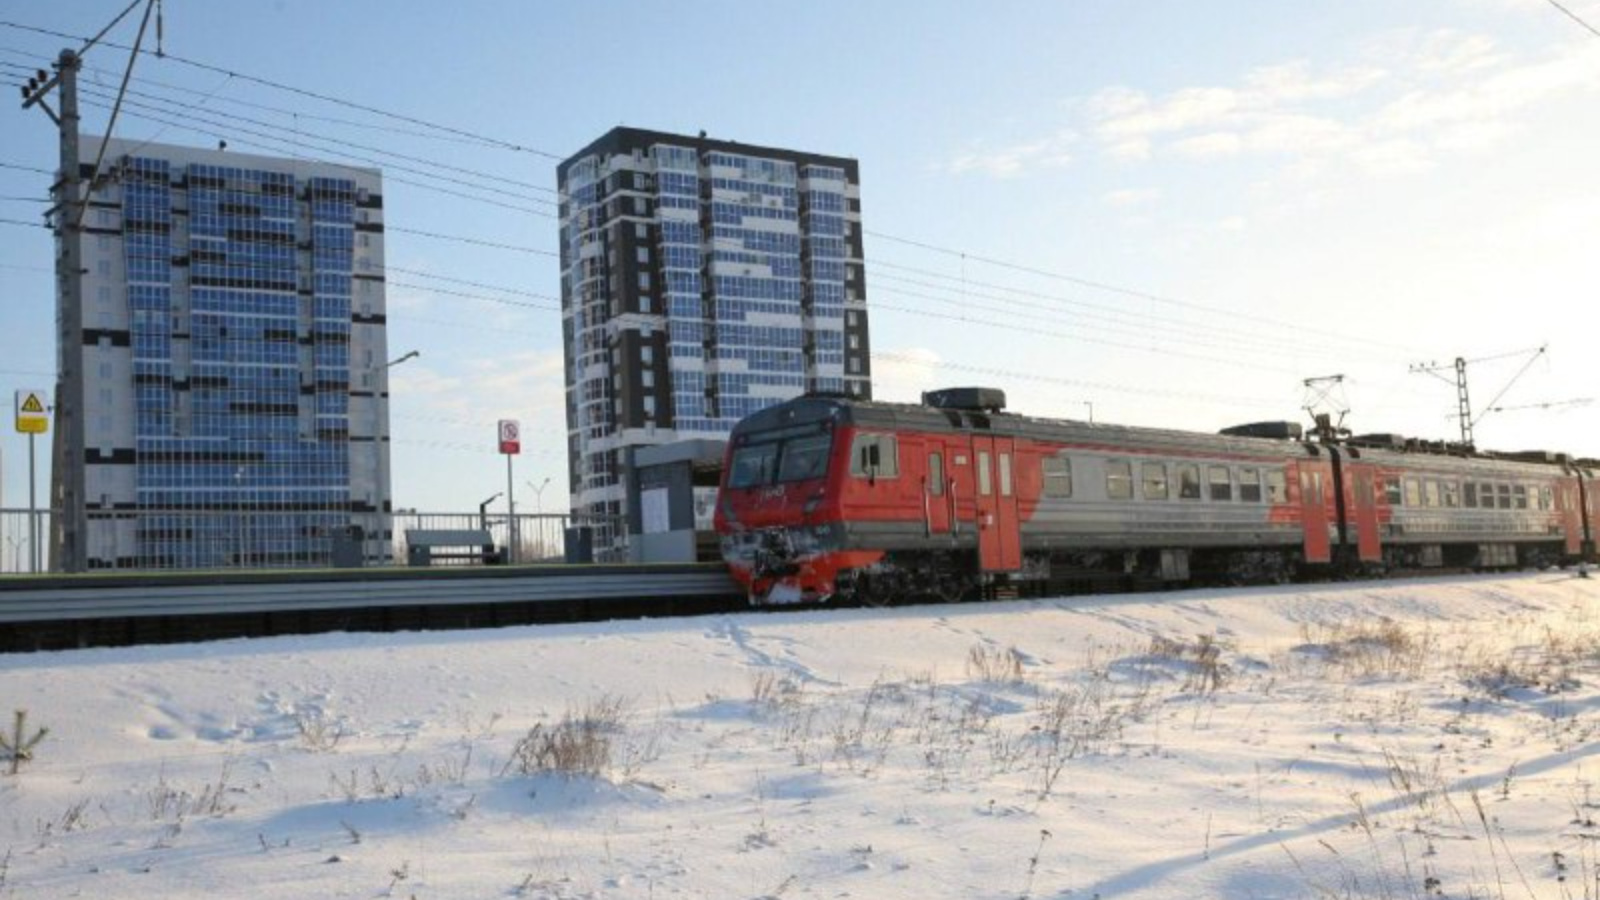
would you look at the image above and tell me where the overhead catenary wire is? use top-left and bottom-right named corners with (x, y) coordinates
top-left (69, 87), bottom-right (556, 210)
top-left (63, 95), bottom-right (556, 218)
top-left (0, 19), bottom-right (569, 160)
top-left (67, 75), bottom-right (555, 195)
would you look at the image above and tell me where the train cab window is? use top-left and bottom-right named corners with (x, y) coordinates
top-left (1423, 480), bottom-right (1441, 507)
top-left (728, 442), bottom-right (779, 488)
top-left (1239, 467), bottom-right (1262, 502)
top-left (1496, 484), bottom-right (1512, 509)
top-left (849, 433), bottom-right (899, 479)
top-left (1404, 478), bottom-right (1422, 507)
top-left (928, 453), bottom-right (945, 496)
top-left (777, 434), bottom-right (832, 483)
top-left (977, 450), bottom-right (993, 495)
top-left (1513, 485), bottom-right (1528, 509)
top-left (1177, 463), bottom-right (1201, 500)
top-left (1142, 462), bottom-right (1169, 500)
top-left (1042, 456), bottom-right (1072, 498)
top-left (1441, 481), bottom-right (1460, 508)
top-left (999, 453), bottom-right (1014, 497)
top-left (1384, 477), bottom-right (1403, 505)
top-left (1208, 465), bottom-right (1233, 501)
top-left (1464, 483), bottom-right (1478, 507)
top-left (1106, 460), bottom-right (1133, 500)
top-left (1265, 470), bottom-right (1288, 504)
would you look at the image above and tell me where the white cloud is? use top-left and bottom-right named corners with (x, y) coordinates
top-left (939, 131), bottom-right (1077, 178)
top-left (1104, 187), bottom-right (1161, 208)
top-left (1171, 131), bottom-right (1244, 159)
top-left (1067, 30), bottom-right (1600, 179)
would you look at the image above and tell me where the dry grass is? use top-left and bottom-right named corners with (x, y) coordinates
top-left (501, 695), bottom-right (627, 779)
top-left (966, 644), bottom-right (1026, 684)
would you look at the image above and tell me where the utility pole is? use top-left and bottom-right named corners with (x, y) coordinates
top-left (20, 0), bottom-right (164, 572)
top-left (21, 49), bottom-right (86, 571)
top-left (1411, 345), bottom-right (1548, 450)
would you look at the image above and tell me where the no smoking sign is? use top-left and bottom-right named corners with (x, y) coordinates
top-left (497, 419), bottom-right (521, 455)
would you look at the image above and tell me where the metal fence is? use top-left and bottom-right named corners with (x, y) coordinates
top-left (0, 507), bottom-right (623, 574)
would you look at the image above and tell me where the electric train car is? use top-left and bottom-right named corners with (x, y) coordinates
top-left (714, 388), bottom-right (1596, 606)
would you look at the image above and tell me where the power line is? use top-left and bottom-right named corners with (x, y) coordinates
top-left (67, 87), bottom-right (555, 210)
top-left (68, 76), bottom-right (555, 196)
top-left (866, 229), bottom-right (1415, 356)
top-left (0, 48), bottom-right (508, 149)
top-left (0, 160), bottom-right (51, 174)
top-left (64, 95), bottom-right (556, 218)
top-left (385, 225), bottom-right (557, 257)
top-left (1545, 0), bottom-right (1600, 38)
top-left (0, 19), bottom-right (568, 159)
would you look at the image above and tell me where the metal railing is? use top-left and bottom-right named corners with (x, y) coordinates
top-left (0, 507), bottom-right (623, 574)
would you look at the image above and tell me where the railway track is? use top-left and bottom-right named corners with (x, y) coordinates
top-left (0, 563), bottom-right (744, 652)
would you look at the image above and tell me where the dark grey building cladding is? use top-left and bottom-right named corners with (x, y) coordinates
top-left (557, 127), bottom-right (863, 189)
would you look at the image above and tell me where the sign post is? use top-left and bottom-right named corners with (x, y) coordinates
top-left (498, 419), bottom-right (521, 564)
top-left (15, 389), bottom-right (49, 574)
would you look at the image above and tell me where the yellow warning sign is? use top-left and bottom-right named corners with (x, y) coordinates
top-left (14, 389), bottom-right (48, 434)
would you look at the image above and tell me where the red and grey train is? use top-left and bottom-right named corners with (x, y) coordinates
top-left (714, 388), bottom-right (1600, 605)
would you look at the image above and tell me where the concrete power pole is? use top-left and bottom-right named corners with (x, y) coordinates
top-left (22, 50), bottom-right (88, 572)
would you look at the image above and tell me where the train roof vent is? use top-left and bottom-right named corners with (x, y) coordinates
top-left (1349, 433), bottom-right (1407, 449)
top-left (1500, 450), bottom-right (1569, 465)
top-left (1219, 421), bottom-right (1303, 440)
top-left (921, 387), bottom-right (1007, 413)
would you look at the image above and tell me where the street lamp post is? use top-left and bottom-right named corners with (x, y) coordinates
top-left (525, 477), bottom-right (551, 515)
top-left (372, 350), bottom-right (419, 564)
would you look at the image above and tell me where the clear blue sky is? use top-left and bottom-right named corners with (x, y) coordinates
top-left (3, 0), bottom-right (1597, 513)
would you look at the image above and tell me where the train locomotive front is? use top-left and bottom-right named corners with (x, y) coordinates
top-left (714, 396), bottom-right (882, 605)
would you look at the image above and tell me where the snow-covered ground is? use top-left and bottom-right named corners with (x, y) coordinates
top-left (3, 572), bottom-right (1600, 899)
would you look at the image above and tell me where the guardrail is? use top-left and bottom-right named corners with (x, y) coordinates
top-left (0, 563), bottom-right (743, 651)
top-left (0, 508), bottom-right (626, 574)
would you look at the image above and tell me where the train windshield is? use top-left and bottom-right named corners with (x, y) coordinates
top-left (728, 432), bottom-right (833, 488)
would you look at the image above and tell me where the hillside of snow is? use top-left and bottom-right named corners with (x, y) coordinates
top-left (2, 572), bottom-right (1599, 898)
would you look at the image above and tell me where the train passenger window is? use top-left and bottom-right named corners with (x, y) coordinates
top-left (1441, 481), bottom-right (1460, 508)
top-left (928, 453), bottom-right (944, 496)
top-left (1106, 460), bottom-right (1133, 500)
top-left (977, 450), bottom-right (993, 496)
top-left (1208, 465), bottom-right (1232, 501)
top-left (1142, 462), bottom-right (1168, 500)
top-left (1404, 479), bottom-right (1422, 507)
top-left (1384, 477), bottom-right (1403, 505)
top-left (1513, 485), bottom-right (1528, 509)
top-left (999, 454), bottom-right (1013, 497)
top-left (1042, 457), bottom-right (1072, 498)
top-left (1239, 467), bottom-right (1262, 502)
top-left (1266, 470), bottom-right (1288, 503)
top-left (1424, 481), bottom-right (1440, 507)
top-left (1497, 484), bottom-right (1512, 509)
top-left (1177, 463), bottom-right (1201, 500)
top-left (1464, 483), bottom-right (1478, 507)
top-left (849, 434), bottom-right (899, 478)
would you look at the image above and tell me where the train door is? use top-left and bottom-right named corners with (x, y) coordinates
top-left (971, 435), bottom-right (1022, 571)
top-left (1559, 477), bottom-right (1582, 557)
top-left (1348, 466), bottom-right (1381, 563)
top-left (1299, 461), bottom-right (1333, 564)
top-left (925, 441), bottom-right (951, 536)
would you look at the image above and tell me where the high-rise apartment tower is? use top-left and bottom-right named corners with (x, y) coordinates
top-left (558, 128), bottom-right (871, 555)
top-left (50, 137), bottom-right (390, 570)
